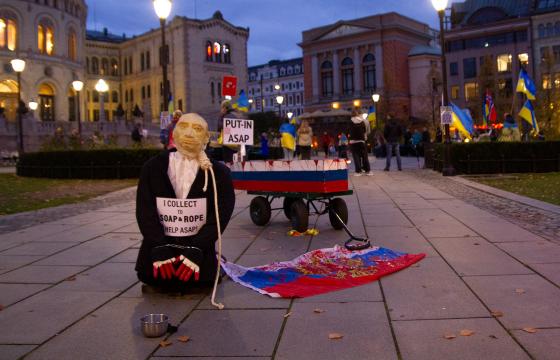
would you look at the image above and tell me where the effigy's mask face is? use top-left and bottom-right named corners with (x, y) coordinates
top-left (173, 114), bottom-right (210, 158)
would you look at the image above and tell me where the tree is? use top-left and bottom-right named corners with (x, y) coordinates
top-left (415, 63), bottom-right (442, 131)
top-left (534, 49), bottom-right (560, 139)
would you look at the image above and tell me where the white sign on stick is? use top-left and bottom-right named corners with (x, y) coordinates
top-left (223, 118), bottom-right (254, 145)
top-left (440, 106), bottom-right (453, 125)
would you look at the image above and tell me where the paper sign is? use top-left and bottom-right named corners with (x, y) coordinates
top-left (222, 75), bottom-right (238, 97)
top-left (223, 118), bottom-right (254, 145)
top-left (440, 106), bottom-right (453, 125)
top-left (156, 197), bottom-right (207, 237)
top-left (160, 111), bottom-right (171, 129)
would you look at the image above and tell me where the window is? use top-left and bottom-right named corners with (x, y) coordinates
top-left (217, 82), bottom-right (221, 98)
top-left (111, 58), bottom-right (119, 76)
top-left (464, 82), bottom-right (477, 101)
top-left (128, 57), bottom-right (133, 74)
top-left (223, 44), bottom-right (231, 63)
top-left (296, 94), bottom-right (300, 104)
top-left (496, 54), bottom-right (512, 72)
top-left (130, 89), bottom-right (134, 102)
top-left (38, 19), bottom-right (55, 55)
top-left (141, 86), bottom-right (145, 99)
top-left (450, 62), bottom-right (458, 76)
top-left (554, 73), bottom-right (560, 89)
top-left (321, 60), bottom-right (333, 97)
top-left (556, 22), bottom-right (560, 36)
top-left (497, 78), bottom-right (512, 97)
top-left (112, 91), bottom-right (118, 103)
top-left (147, 85), bottom-right (151, 98)
top-left (101, 58), bottom-right (109, 76)
top-left (518, 53), bottom-right (529, 67)
top-left (280, 67), bottom-right (286, 76)
top-left (213, 42), bottom-right (221, 63)
top-left (542, 73), bottom-right (552, 89)
top-left (91, 57), bottom-right (99, 74)
top-left (287, 66), bottom-right (293, 75)
top-left (93, 90), bottom-right (99, 103)
top-left (206, 41), bottom-right (212, 61)
top-left (125, 90), bottom-right (128, 103)
top-left (547, 23), bottom-right (554, 37)
top-left (553, 46), bottom-right (560, 63)
top-left (341, 57), bottom-right (354, 95)
top-left (178, 99), bottom-right (183, 111)
top-left (451, 86), bottom-right (459, 99)
top-left (146, 51), bottom-right (151, 69)
top-left (140, 53), bottom-right (145, 71)
top-left (67, 29), bottom-right (77, 61)
top-left (541, 47), bottom-right (551, 63)
top-left (86, 57), bottom-right (90, 73)
top-left (538, 24), bottom-right (546, 38)
top-left (210, 82), bottom-right (215, 104)
top-left (362, 53), bottom-right (376, 92)
top-left (463, 58), bottom-right (476, 78)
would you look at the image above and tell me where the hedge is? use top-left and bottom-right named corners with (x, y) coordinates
top-left (16, 149), bottom-right (162, 179)
top-left (425, 141), bottom-right (560, 174)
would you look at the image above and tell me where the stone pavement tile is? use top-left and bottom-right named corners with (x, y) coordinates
top-left (393, 318), bottom-right (529, 360)
top-left (46, 212), bottom-right (115, 226)
top-left (24, 297), bottom-right (198, 360)
top-left (366, 226), bottom-right (439, 257)
top-left (275, 302), bottom-right (397, 360)
top-left (220, 236), bottom-right (254, 262)
top-left (496, 241), bottom-right (560, 264)
top-left (0, 284), bottom-right (49, 307)
top-left (1, 242), bottom-right (74, 256)
top-left (155, 309), bottom-right (285, 357)
top-left (0, 237), bottom-right (26, 252)
top-left (471, 220), bottom-right (546, 243)
top-left (197, 278), bottom-right (289, 309)
top-left (152, 357), bottom-right (269, 360)
top-left (0, 345), bottom-right (37, 360)
top-left (96, 232), bottom-right (142, 242)
top-left (359, 209), bottom-right (412, 226)
top-left (119, 283), bottom-right (206, 301)
top-left (107, 248), bottom-right (139, 263)
top-left (511, 328), bottom-right (560, 360)
top-left (404, 208), bottom-right (477, 238)
top-left (244, 225), bottom-right (310, 257)
top-left (382, 257), bottom-right (488, 320)
top-left (464, 274), bottom-right (560, 329)
top-left (0, 289), bottom-right (117, 344)
top-left (0, 265), bottom-right (87, 284)
top-left (529, 263), bottom-right (560, 286)
top-left (35, 239), bottom-right (135, 266)
top-left (112, 222), bottom-right (141, 233)
top-left (33, 223), bottom-right (126, 243)
top-left (393, 195), bottom-right (437, 210)
top-left (416, 188), bottom-right (455, 200)
top-left (295, 281), bottom-right (382, 303)
top-left (0, 255), bottom-right (43, 274)
top-left (235, 254), bottom-right (298, 268)
top-left (430, 237), bottom-right (533, 276)
top-left (3, 224), bottom-right (77, 242)
top-left (96, 203), bottom-right (135, 213)
top-left (54, 262), bottom-right (138, 292)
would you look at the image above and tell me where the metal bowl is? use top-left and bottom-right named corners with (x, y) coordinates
top-left (140, 314), bottom-right (168, 338)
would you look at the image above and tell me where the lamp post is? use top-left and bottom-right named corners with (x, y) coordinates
top-left (372, 93), bottom-right (380, 129)
top-left (153, 0), bottom-right (172, 114)
top-left (95, 79), bottom-right (109, 122)
top-left (276, 95), bottom-right (284, 118)
top-left (11, 59), bottom-right (26, 154)
top-left (432, 0), bottom-right (455, 176)
top-left (72, 80), bottom-right (84, 135)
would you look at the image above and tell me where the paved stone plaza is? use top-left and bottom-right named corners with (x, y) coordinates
top-left (1, 158), bottom-right (559, 360)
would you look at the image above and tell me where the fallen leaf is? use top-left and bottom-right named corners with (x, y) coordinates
top-left (460, 329), bottom-right (475, 336)
top-left (515, 288), bottom-right (526, 294)
top-left (443, 334), bottom-right (456, 340)
top-left (159, 340), bottom-right (173, 347)
top-left (177, 336), bottom-right (190, 343)
top-left (473, 243), bottom-right (480, 246)
top-left (328, 333), bottom-right (344, 340)
top-left (283, 312), bottom-right (292, 318)
top-left (491, 311), bottom-right (504, 318)
top-left (66, 276), bottom-right (77, 281)
top-left (489, 335), bottom-right (498, 339)
top-left (313, 308), bottom-right (325, 314)
top-left (522, 327), bottom-right (537, 334)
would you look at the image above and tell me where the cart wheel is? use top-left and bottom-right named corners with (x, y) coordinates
top-left (329, 198), bottom-right (348, 230)
top-left (283, 197), bottom-right (295, 219)
top-left (290, 199), bottom-right (309, 233)
top-left (250, 196), bottom-right (271, 226)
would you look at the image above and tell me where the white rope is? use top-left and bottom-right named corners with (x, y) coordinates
top-left (202, 167), bottom-right (208, 192)
top-left (209, 166), bottom-right (224, 309)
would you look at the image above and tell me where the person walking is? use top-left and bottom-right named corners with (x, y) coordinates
top-left (383, 116), bottom-right (403, 171)
top-left (297, 120), bottom-right (313, 160)
top-left (279, 119), bottom-right (296, 160)
top-left (349, 109), bottom-right (372, 176)
top-left (338, 132), bottom-right (349, 158)
top-left (131, 123), bottom-right (143, 145)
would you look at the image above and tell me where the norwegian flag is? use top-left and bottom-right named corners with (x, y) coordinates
top-left (483, 89), bottom-right (497, 127)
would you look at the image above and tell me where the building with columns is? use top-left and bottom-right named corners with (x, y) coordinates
top-left (300, 12), bottom-right (436, 126)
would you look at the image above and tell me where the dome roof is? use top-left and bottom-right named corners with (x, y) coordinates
top-left (408, 45), bottom-right (441, 57)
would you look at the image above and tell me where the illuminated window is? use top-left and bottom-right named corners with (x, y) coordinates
top-left (0, 14), bottom-right (17, 51)
top-left (206, 41), bottom-right (212, 61)
top-left (68, 29), bottom-right (77, 61)
top-left (111, 58), bottom-right (119, 76)
top-left (213, 42), bottom-right (221, 63)
top-left (362, 53), bottom-right (376, 92)
top-left (38, 19), bottom-right (55, 55)
top-left (554, 73), bottom-right (560, 89)
top-left (38, 83), bottom-right (55, 121)
top-left (321, 60), bottom-right (333, 97)
top-left (542, 73), bottom-right (551, 89)
top-left (518, 53), bottom-right (529, 67)
top-left (496, 54), bottom-right (512, 72)
top-left (451, 86), bottom-right (459, 99)
top-left (223, 43), bottom-right (231, 63)
top-left (464, 82), bottom-right (478, 101)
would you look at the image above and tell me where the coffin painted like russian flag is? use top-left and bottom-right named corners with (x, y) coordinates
top-left (222, 245), bottom-right (425, 298)
top-left (230, 159), bottom-right (349, 193)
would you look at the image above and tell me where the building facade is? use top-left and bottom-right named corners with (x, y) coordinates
top-left (248, 58), bottom-right (305, 118)
top-left (531, 1), bottom-right (560, 100)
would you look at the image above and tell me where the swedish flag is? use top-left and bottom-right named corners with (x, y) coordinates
top-left (519, 100), bottom-right (539, 134)
top-left (233, 90), bottom-right (250, 112)
top-left (450, 102), bottom-right (474, 140)
top-left (367, 105), bottom-right (376, 127)
top-left (279, 122), bottom-right (296, 151)
top-left (516, 69), bottom-right (536, 100)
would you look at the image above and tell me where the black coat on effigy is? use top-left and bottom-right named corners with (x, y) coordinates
top-left (135, 149), bottom-right (235, 285)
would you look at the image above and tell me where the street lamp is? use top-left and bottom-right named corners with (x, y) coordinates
top-left (276, 95), bottom-right (284, 118)
top-left (274, 84), bottom-right (281, 91)
top-left (11, 58), bottom-right (26, 154)
top-left (432, 0), bottom-right (455, 176)
top-left (248, 98), bottom-right (254, 111)
top-left (153, 0), bottom-right (172, 115)
top-left (72, 80), bottom-right (84, 135)
top-left (287, 111), bottom-right (293, 120)
top-left (372, 93), bottom-right (380, 129)
top-left (28, 100), bottom-right (38, 111)
top-left (95, 79), bottom-right (109, 122)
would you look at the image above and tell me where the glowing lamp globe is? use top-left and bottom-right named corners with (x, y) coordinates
top-left (153, 0), bottom-right (172, 19)
top-left (276, 95), bottom-right (284, 105)
top-left (28, 101), bottom-right (38, 111)
top-left (72, 80), bottom-right (84, 92)
top-left (95, 79), bottom-right (109, 93)
top-left (431, 0), bottom-right (448, 11)
top-left (10, 59), bottom-right (26, 73)
top-left (372, 93), bottom-right (380, 103)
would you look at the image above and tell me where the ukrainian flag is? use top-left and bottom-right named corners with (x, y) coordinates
top-left (233, 90), bottom-right (250, 112)
top-left (516, 69), bottom-right (536, 100)
top-left (279, 122), bottom-right (296, 151)
top-left (519, 100), bottom-right (539, 134)
top-left (367, 105), bottom-right (376, 127)
top-left (450, 102), bottom-right (474, 140)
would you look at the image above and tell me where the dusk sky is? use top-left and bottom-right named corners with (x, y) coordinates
top-left (86, 0), bottom-right (440, 66)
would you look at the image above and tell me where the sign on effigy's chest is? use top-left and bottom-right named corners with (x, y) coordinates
top-left (156, 197), bottom-right (207, 237)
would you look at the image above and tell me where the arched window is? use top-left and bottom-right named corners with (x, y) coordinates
top-left (213, 42), bottom-right (222, 63)
top-left (112, 90), bottom-right (118, 103)
top-left (362, 53), bottom-right (376, 93)
top-left (287, 66), bottom-right (293, 75)
top-left (280, 67), bottom-right (286, 76)
top-left (38, 83), bottom-right (55, 121)
top-left (101, 58), bottom-right (109, 76)
top-left (223, 43), bottom-right (231, 63)
top-left (321, 60), bottom-right (333, 97)
top-left (538, 24), bottom-right (546, 38)
top-left (124, 90), bottom-right (128, 103)
top-left (0, 11), bottom-right (17, 51)
top-left (210, 82), bottom-right (215, 103)
top-left (86, 57), bottom-right (90, 73)
top-left (146, 51), bottom-right (151, 69)
top-left (206, 41), bottom-right (212, 61)
top-left (68, 28), bottom-right (77, 61)
top-left (110, 58), bottom-right (119, 76)
top-left (38, 18), bottom-right (55, 55)
top-left (555, 22), bottom-right (560, 36)
top-left (91, 57), bottom-right (99, 74)
top-left (341, 57), bottom-right (354, 95)
top-left (547, 23), bottom-right (554, 37)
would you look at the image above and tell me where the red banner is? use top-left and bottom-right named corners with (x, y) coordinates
top-left (222, 75), bottom-right (238, 97)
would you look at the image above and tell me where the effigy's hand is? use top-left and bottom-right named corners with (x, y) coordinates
top-left (175, 255), bottom-right (200, 282)
top-left (153, 257), bottom-right (176, 280)
top-left (198, 151), bottom-right (212, 170)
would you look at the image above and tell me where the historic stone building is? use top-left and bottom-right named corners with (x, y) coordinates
top-left (248, 58), bottom-right (305, 118)
top-left (531, 1), bottom-right (560, 96)
top-left (300, 12), bottom-right (437, 125)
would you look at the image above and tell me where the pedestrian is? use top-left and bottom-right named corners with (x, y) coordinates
top-left (349, 109), bottom-right (372, 176)
top-left (279, 119), bottom-right (296, 160)
top-left (420, 127), bottom-right (431, 156)
top-left (435, 127), bottom-right (443, 143)
top-left (321, 132), bottom-right (331, 158)
top-left (404, 128), bottom-right (412, 156)
top-left (297, 120), bottom-right (313, 160)
top-left (383, 115), bottom-right (403, 171)
top-left (260, 132), bottom-right (269, 159)
top-left (218, 100), bottom-right (241, 163)
top-left (338, 132), bottom-right (349, 158)
top-left (160, 110), bottom-right (183, 149)
top-left (131, 123), bottom-right (143, 145)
